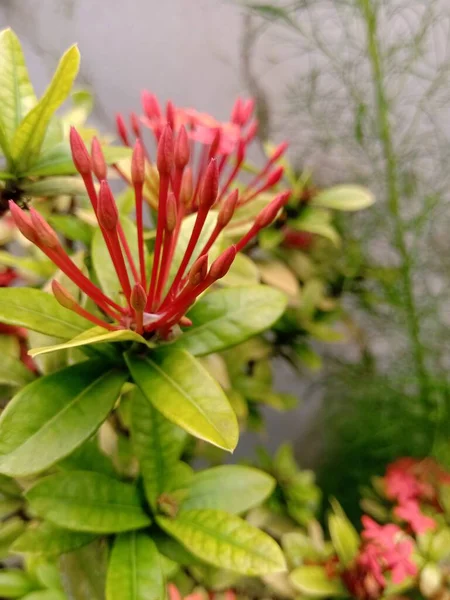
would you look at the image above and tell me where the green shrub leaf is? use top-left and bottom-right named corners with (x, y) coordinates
top-left (0, 352), bottom-right (36, 388)
top-left (158, 509), bottom-right (286, 576)
top-left (0, 28), bottom-right (36, 157)
top-left (11, 45), bottom-right (80, 170)
top-left (174, 286), bottom-right (287, 356)
top-left (290, 565), bottom-right (348, 597)
top-left (106, 532), bottom-right (165, 600)
top-left (0, 288), bottom-right (91, 338)
top-left (0, 361), bottom-right (127, 477)
top-left (328, 510), bottom-right (360, 566)
top-left (126, 349), bottom-right (238, 452)
top-left (12, 522), bottom-right (96, 556)
top-left (131, 388), bottom-right (186, 508)
top-left (26, 472), bottom-right (151, 533)
top-left (0, 570), bottom-right (35, 597)
top-left (180, 465), bottom-right (275, 514)
top-left (311, 185), bottom-right (375, 211)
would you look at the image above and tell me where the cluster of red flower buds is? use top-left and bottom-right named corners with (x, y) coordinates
top-left (115, 93), bottom-right (288, 214)
top-left (168, 583), bottom-right (235, 600)
top-left (8, 124), bottom-right (289, 338)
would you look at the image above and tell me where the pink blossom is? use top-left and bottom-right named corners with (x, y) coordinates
top-left (394, 499), bottom-right (436, 534)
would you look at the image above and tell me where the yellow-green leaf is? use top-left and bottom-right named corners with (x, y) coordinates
top-left (11, 45), bottom-right (80, 170)
top-left (312, 185), bottom-right (375, 211)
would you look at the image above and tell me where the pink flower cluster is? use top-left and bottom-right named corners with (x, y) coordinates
top-left (168, 583), bottom-right (235, 600)
top-left (384, 458), bottom-right (449, 534)
top-left (342, 517), bottom-right (417, 600)
top-left (116, 93), bottom-right (288, 215)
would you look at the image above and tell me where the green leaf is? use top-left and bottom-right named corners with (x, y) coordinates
top-left (57, 439), bottom-right (116, 477)
top-left (180, 465), bottom-right (275, 514)
top-left (25, 143), bottom-right (132, 177)
top-left (11, 45), bottom-right (80, 170)
top-left (0, 518), bottom-right (26, 559)
top-left (0, 570), bottom-right (36, 597)
top-left (328, 509), bottom-right (359, 566)
top-left (26, 472), bottom-right (151, 533)
top-left (48, 214), bottom-right (93, 245)
top-left (0, 288), bottom-right (91, 338)
top-left (21, 176), bottom-right (88, 198)
top-left (311, 185), bottom-right (375, 211)
top-left (0, 361), bottom-right (127, 477)
top-left (29, 326), bottom-right (154, 358)
top-left (293, 208), bottom-right (340, 246)
top-left (59, 540), bottom-right (107, 600)
top-left (290, 565), bottom-right (347, 597)
top-left (0, 251), bottom-right (55, 280)
top-left (220, 254), bottom-right (259, 287)
top-left (0, 352), bottom-right (36, 387)
top-left (22, 592), bottom-right (66, 600)
top-left (131, 388), bottom-right (186, 508)
top-left (174, 285), bottom-right (287, 356)
top-left (125, 348), bottom-right (238, 452)
top-left (106, 532), bottom-right (165, 600)
top-left (158, 509), bottom-right (286, 576)
top-left (12, 522), bottom-right (96, 556)
top-left (0, 29), bottom-right (36, 158)
top-left (92, 217), bottom-right (143, 303)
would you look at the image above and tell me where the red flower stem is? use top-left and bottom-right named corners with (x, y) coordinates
top-left (146, 174), bottom-right (169, 310)
top-left (117, 225), bottom-right (140, 283)
top-left (104, 228), bottom-right (132, 304)
top-left (135, 309), bottom-right (144, 335)
top-left (152, 278), bottom-right (212, 331)
top-left (73, 302), bottom-right (117, 331)
top-left (163, 208), bottom-right (208, 300)
top-left (235, 224), bottom-right (260, 252)
top-left (154, 230), bottom-right (174, 308)
top-left (134, 182), bottom-right (147, 288)
top-left (192, 145), bottom-right (210, 208)
top-left (172, 167), bottom-right (183, 201)
top-left (197, 223), bottom-right (222, 257)
top-left (240, 179), bottom-right (275, 205)
top-left (216, 160), bottom-right (242, 203)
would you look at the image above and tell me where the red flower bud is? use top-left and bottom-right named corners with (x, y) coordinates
top-left (174, 125), bottom-right (190, 169)
top-left (91, 137), bottom-right (107, 181)
top-left (255, 191), bottom-right (290, 229)
top-left (130, 112), bottom-right (141, 137)
top-left (8, 202), bottom-right (37, 244)
top-left (141, 91), bottom-right (162, 119)
top-left (52, 279), bottom-right (77, 310)
top-left (166, 100), bottom-right (176, 130)
top-left (157, 125), bottom-right (174, 176)
top-left (69, 127), bottom-right (91, 176)
top-left (245, 120), bottom-right (258, 143)
top-left (30, 208), bottom-right (60, 249)
top-left (209, 245), bottom-right (236, 281)
top-left (266, 166), bottom-right (284, 187)
top-left (241, 98), bottom-right (255, 124)
top-left (209, 128), bottom-right (221, 157)
top-left (116, 114), bottom-right (130, 146)
top-left (271, 141), bottom-right (289, 161)
top-left (230, 97), bottom-right (243, 124)
top-left (179, 316), bottom-right (193, 327)
top-left (98, 181), bottom-right (119, 231)
top-left (199, 159), bottom-right (219, 210)
top-left (188, 255), bottom-right (208, 287)
top-left (218, 189), bottom-right (239, 228)
top-left (166, 192), bottom-right (178, 232)
top-left (130, 283), bottom-right (147, 312)
top-left (131, 140), bottom-right (145, 185)
top-left (180, 167), bottom-right (193, 207)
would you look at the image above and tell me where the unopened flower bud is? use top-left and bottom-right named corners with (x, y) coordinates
top-left (199, 159), bottom-right (219, 210)
top-left (179, 316), bottom-right (193, 327)
top-left (166, 101), bottom-right (176, 130)
top-left (116, 114), bottom-right (130, 146)
top-left (70, 127), bottom-right (91, 176)
top-left (266, 166), bottom-right (284, 187)
top-left (166, 192), bottom-right (177, 232)
top-left (174, 126), bottom-right (190, 169)
top-left (180, 168), bottom-right (193, 207)
top-left (236, 139), bottom-right (246, 164)
top-left (209, 128), bottom-right (221, 157)
top-left (157, 125), bottom-right (174, 176)
top-left (98, 181), bottom-right (119, 231)
top-left (52, 279), bottom-right (77, 310)
top-left (241, 98), bottom-right (255, 124)
top-left (91, 137), bottom-right (107, 181)
top-left (188, 255), bottom-right (208, 287)
top-left (218, 189), bottom-right (239, 228)
top-left (131, 140), bottom-right (145, 185)
top-left (130, 112), bottom-right (141, 137)
top-left (270, 141), bottom-right (289, 161)
top-left (142, 91), bottom-right (162, 119)
top-left (130, 283), bottom-right (147, 312)
top-left (245, 120), bottom-right (258, 142)
top-left (230, 97), bottom-right (243, 124)
top-left (30, 208), bottom-right (60, 249)
top-left (255, 191), bottom-right (290, 229)
top-left (209, 245), bottom-right (236, 281)
top-left (8, 202), bottom-right (37, 243)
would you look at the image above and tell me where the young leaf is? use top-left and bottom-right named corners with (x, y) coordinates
top-left (56, 439), bottom-right (116, 477)
top-left (173, 285), bottom-right (287, 356)
top-left (21, 176), bottom-right (88, 198)
top-left (220, 254), bottom-right (260, 287)
top-left (0, 361), bottom-right (127, 477)
top-left (311, 185), bottom-right (375, 211)
top-left (0, 28), bottom-right (36, 157)
top-left (20, 591), bottom-right (66, 600)
top-left (0, 352), bottom-right (36, 388)
top-left (11, 45), bottom-right (80, 171)
top-left (12, 522), bottom-right (96, 556)
top-left (106, 532), bottom-right (165, 600)
top-left (0, 570), bottom-right (36, 597)
top-left (158, 509), bottom-right (286, 576)
top-left (131, 389), bottom-right (186, 508)
top-left (180, 465), bottom-right (275, 514)
top-left (26, 471), bottom-right (151, 533)
top-left (328, 512), bottom-right (359, 566)
top-left (125, 349), bottom-right (238, 452)
top-left (0, 288), bottom-right (91, 339)
top-left (290, 565), bottom-right (348, 597)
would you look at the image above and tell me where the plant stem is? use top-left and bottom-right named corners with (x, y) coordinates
top-left (359, 0), bottom-right (431, 405)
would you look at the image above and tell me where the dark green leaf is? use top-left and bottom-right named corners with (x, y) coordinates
top-left (0, 361), bottom-right (127, 476)
top-left (126, 349), bottom-right (238, 452)
top-left (174, 286), bottom-right (287, 356)
top-left (59, 540), bottom-right (107, 600)
top-left (26, 472), bottom-right (151, 533)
